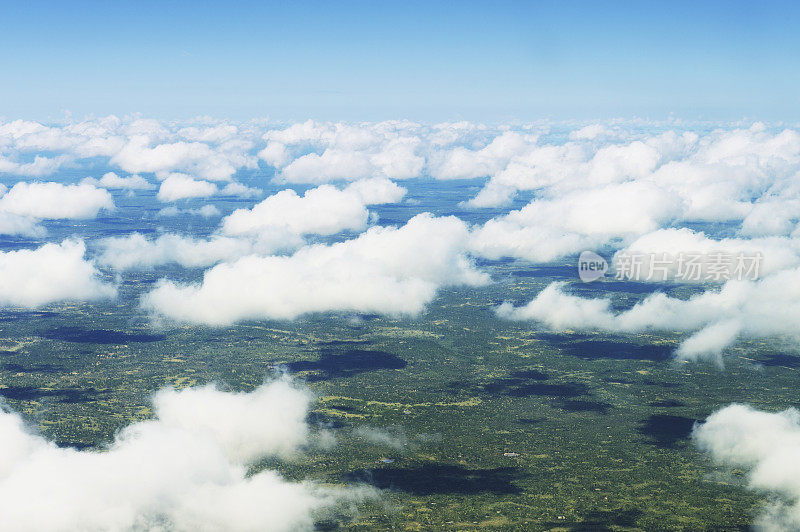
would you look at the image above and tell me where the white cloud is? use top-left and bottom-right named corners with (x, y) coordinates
top-left (568, 123), bottom-right (613, 140)
top-left (470, 181), bottom-right (682, 263)
top-left (221, 185), bottom-right (364, 236)
top-left (459, 124), bottom-right (800, 239)
top-left (221, 179), bottom-right (405, 238)
top-left (694, 404), bottom-right (800, 531)
top-left (463, 181), bottom-right (518, 209)
top-left (157, 174), bottom-right (218, 202)
top-left (0, 377), bottom-right (374, 531)
top-left (82, 172), bottom-right (154, 190)
top-left (96, 232), bottom-right (301, 271)
top-left (741, 199), bottom-right (800, 237)
top-left (0, 212), bottom-right (45, 237)
top-left (219, 182), bottom-right (262, 198)
top-left (370, 137), bottom-right (425, 179)
top-left (258, 141), bottom-right (291, 167)
top-left (462, 134), bottom-right (677, 208)
top-left (673, 319), bottom-right (741, 363)
top-left (156, 175), bottom-right (261, 202)
top-left (111, 136), bottom-right (240, 181)
top-left (496, 282), bottom-right (616, 330)
top-left (429, 131), bottom-right (534, 180)
top-left (497, 268), bottom-right (800, 365)
top-left (6, 119), bottom-right (800, 327)
top-left (0, 240), bottom-right (115, 307)
top-left (261, 121), bottom-right (425, 183)
top-left (0, 182), bottom-right (114, 219)
top-left (344, 177), bottom-right (406, 204)
top-left (143, 213), bottom-right (488, 325)
top-left (102, 178), bottom-right (406, 272)
top-left (466, 124), bottom-right (800, 263)
top-left (2, 119), bottom-right (799, 231)
top-left (0, 117), bottom-right (260, 183)
top-left (279, 149), bottom-right (375, 183)
top-left (617, 228), bottom-right (800, 280)
top-left (0, 154), bottom-right (71, 177)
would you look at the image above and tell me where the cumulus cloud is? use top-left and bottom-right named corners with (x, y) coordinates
top-left (0, 154), bottom-right (71, 177)
top-left (0, 212), bottom-right (45, 237)
top-left (280, 149), bottom-right (375, 183)
top-left (0, 240), bottom-right (115, 307)
top-left (221, 178), bottom-right (405, 238)
top-left (0, 117), bottom-right (259, 181)
top-left (694, 404), bottom-right (800, 531)
top-left (260, 120), bottom-right (425, 183)
top-left (496, 282), bottom-right (616, 331)
top-left (0, 181), bottom-right (115, 235)
top-left (568, 123), bottom-right (613, 140)
top-left (615, 228), bottom-right (800, 280)
top-left (82, 172), bottom-right (154, 190)
top-left (101, 178), bottom-right (406, 272)
top-left (462, 132), bottom-right (685, 208)
top-left (343, 176), bottom-right (407, 204)
top-left (111, 136), bottom-right (243, 181)
top-left (3, 119), bottom-right (800, 226)
top-left (0, 377), bottom-right (373, 531)
top-left (156, 174), bottom-right (262, 202)
top-left (428, 131), bottom-right (534, 180)
top-left (157, 174), bottom-right (218, 202)
top-left (741, 200), bottom-right (800, 237)
top-left (10, 116), bottom-right (800, 525)
top-left (0, 182), bottom-right (114, 220)
top-left (463, 124), bottom-right (800, 216)
top-left (498, 266), bottom-right (800, 364)
top-left (6, 119), bottom-right (800, 344)
top-left (470, 181), bottom-right (683, 263)
top-left (96, 232), bottom-right (301, 271)
top-left (142, 213), bottom-right (488, 325)
top-left (465, 124), bottom-right (800, 263)
top-left (219, 181), bottom-right (262, 198)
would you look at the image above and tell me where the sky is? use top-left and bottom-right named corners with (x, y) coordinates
top-left (1, 0), bottom-right (799, 122)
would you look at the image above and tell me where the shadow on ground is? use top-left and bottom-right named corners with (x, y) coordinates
top-left (2, 362), bottom-right (63, 374)
top-left (480, 368), bottom-right (612, 414)
top-left (0, 385), bottom-right (109, 404)
top-left (639, 414), bottom-right (697, 448)
top-left (760, 353), bottom-right (800, 369)
top-left (283, 349), bottom-right (407, 382)
top-left (0, 310), bottom-right (58, 322)
top-left (344, 463), bottom-right (522, 495)
top-left (537, 333), bottom-right (673, 362)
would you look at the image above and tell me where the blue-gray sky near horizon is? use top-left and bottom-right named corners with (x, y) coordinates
top-left (2, 0), bottom-right (798, 122)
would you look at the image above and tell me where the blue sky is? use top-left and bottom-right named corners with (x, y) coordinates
top-left (2, 0), bottom-right (798, 122)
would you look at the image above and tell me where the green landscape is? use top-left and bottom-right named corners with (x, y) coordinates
top-left (1, 259), bottom-right (785, 530)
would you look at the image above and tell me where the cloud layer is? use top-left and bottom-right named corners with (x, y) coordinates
top-left (4, 117), bottom-right (800, 362)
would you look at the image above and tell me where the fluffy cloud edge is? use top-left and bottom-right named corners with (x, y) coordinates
top-left (0, 376), bottom-right (377, 531)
